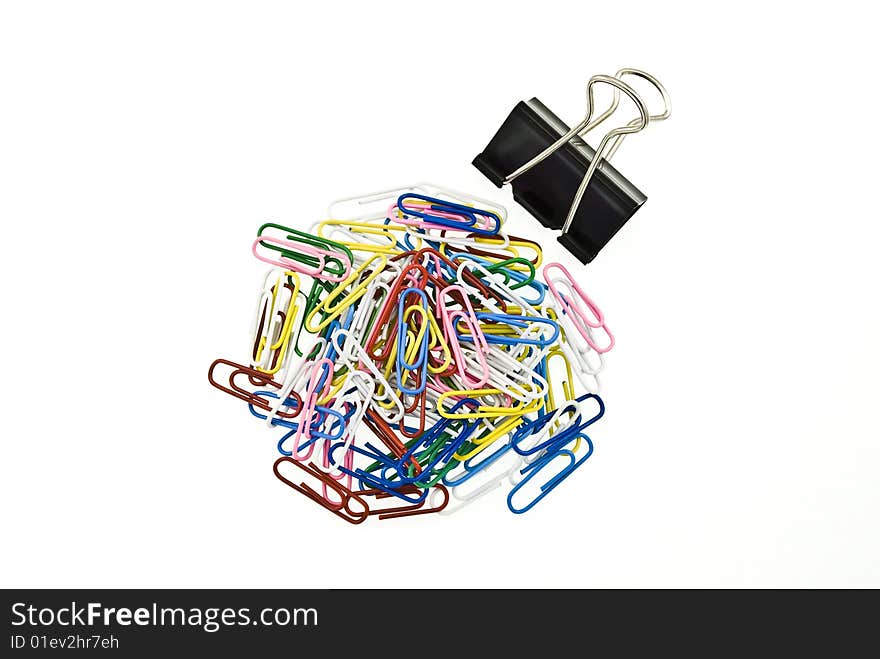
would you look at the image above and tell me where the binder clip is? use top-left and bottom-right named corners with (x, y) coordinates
top-left (472, 69), bottom-right (670, 263)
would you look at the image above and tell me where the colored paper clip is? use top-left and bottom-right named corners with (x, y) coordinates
top-left (362, 262), bottom-right (429, 362)
top-left (247, 393), bottom-right (344, 445)
top-left (255, 223), bottom-right (353, 282)
top-left (471, 313), bottom-right (559, 347)
top-left (250, 269), bottom-right (301, 376)
top-left (394, 405), bottom-right (477, 486)
top-left (359, 484), bottom-right (450, 519)
top-left (507, 433), bottom-right (594, 514)
top-left (284, 357), bottom-right (335, 461)
top-left (328, 442), bottom-right (429, 505)
top-left (511, 393), bottom-right (604, 457)
top-left (543, 348), bottom-right (575, 413)
top-left (304, 254), bottom-right (388, 333)
top-left (544, 262), bottom-right (614, 353)
top-left (395, 194), bottom-right (502, 237)
top-left (437, 388), bottom-right (542, 419)
top-left (208, 358), bottom-right (301, 419)
top-left (395, 288), bottom-right (430, 396)
top-left (313, 218), bottom-right (410, 255)
top-left (437, 285), bottom-right (491, 389)
top-left (273, 457), bottom-right (369, 524)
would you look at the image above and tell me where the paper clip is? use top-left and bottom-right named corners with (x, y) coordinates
top-left (437, 285), bottom-right (491, 389)
top-left (208, 358), bottom-right (302, 419)
top-left (543, 348), bottom-right (575, 413)
top-left (507, 434), bottom-right (594, 514)
top-left (511, 392), bottom-right (603, 457)
top-left (273, 457), bottom-right (369, 524)
top-left (249, 269), bottom-right (301, 375)
top-left (304, 254), bottom-right (388, 333)
top-left (313, 218), bottom-right (409, 255)
top-left (358, 484), bottom-right (449, 519)
top-left (544, 262), bottom-right (614, 353)
top-left (328, 442), bottom-right (429, 504)
top-left (255, 224), bottom-right (353, 282)
top-left (362, 262), bottom-right (428, 361)
top-left (394, 194), bottom-right (502, 237)
top-left (395, 288), bottom-right (430, 396)
top-left (284, 358), bottom-right (335, 461)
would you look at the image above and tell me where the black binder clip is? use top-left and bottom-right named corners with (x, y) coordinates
top-left (473, 69), bottom-right (670, 263)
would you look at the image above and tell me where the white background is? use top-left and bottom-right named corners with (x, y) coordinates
top-left (1, 1), bottom-right (878, 588)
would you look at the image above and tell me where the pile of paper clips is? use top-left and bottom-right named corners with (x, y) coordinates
top-left (209, 184), bottom-right (613, 522)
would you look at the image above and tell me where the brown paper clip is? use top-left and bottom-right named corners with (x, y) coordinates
top-left (208, 358), bottom-right (302, 419)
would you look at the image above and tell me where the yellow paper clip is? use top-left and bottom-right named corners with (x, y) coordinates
top-left (304, 254), bottom-right (388, 334)
top-left (452, 415), bottom-right (523, 461)
top-left (436, 389), bottom-right (541, 419)
top-left (253, 270), bottom-right (301, 376)
top-left (315, 219), bottom-right (413, 255)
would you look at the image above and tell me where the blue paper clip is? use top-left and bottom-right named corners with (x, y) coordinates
top-left (507, 433), bottom-right (594, 514)
top-left (511, 393), bottom-right (604, 457)
top-left (275, 426), bottom-right (316, 456)
top-left (249, 391), bottom-right (346, 445)
top-left (463, 313), bottom-right (560, 347)
top-left (396, 287), bottom-right (429, 395)
top-left (327, 441), bottom-right (429, 504)
top-left (338, 400), bottom-right (478, 491)
top-left (397, 194), bottom-right (501, 237)
top-left (398, 420), bottom-right (476, 487)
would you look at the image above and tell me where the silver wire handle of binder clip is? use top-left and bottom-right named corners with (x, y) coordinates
top-left (504, 68), bottom-right (671, 236)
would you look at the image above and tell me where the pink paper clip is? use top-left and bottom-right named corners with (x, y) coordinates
top-left (437, 285), bottom-right (490, 388)
top-left (251, 235), bottom-right (351, 282)
top-left (543, 262), bottom-right (615, 353)
top-left (288, 358), bottom-right (334, 462)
